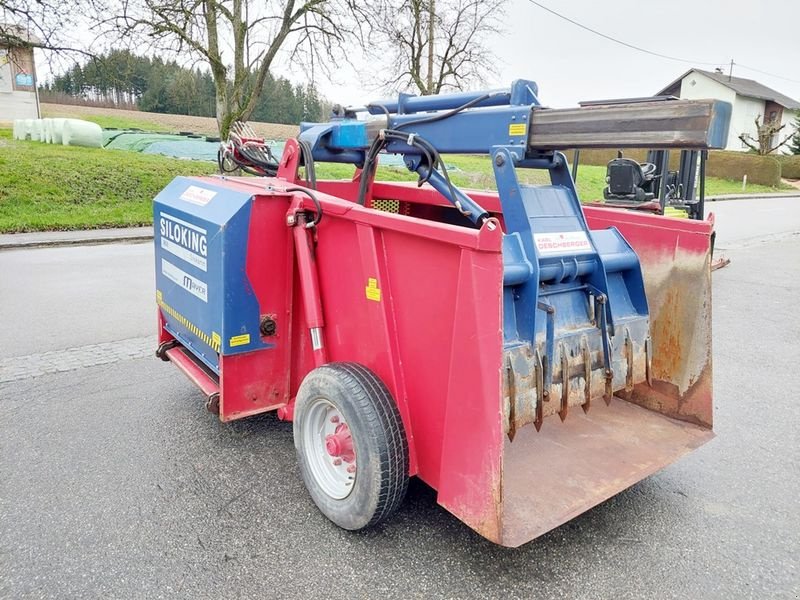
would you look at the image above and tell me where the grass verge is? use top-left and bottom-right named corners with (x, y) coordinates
top-left (0, 130), bottom-right (215, 232)
top-left (0, 128), bottom-right (791, 233)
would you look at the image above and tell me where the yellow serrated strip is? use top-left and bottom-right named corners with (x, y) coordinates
top-left (156, 291), bottom-right (221, 352)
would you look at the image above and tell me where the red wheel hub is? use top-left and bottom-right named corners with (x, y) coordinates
top-left (325, 423), bottom-right (355, 463)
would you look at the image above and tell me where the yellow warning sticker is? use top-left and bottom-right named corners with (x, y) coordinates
top-left (229, 333), bottom-right (251, 347)
top-left (212, 332), bottom-right (221, 347)
top-left (365, 278), bottom-right (382, 302)
top-left (509, 123), bottom-right (527, 136)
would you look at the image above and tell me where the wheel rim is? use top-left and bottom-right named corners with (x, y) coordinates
top-left (302, 397), bottom-right (357, 500)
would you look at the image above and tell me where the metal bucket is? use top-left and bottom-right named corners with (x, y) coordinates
top-left (434, 206), bottom-right (715, 546)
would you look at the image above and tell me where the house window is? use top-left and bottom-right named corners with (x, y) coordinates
top-left (768, 110), bottom-right (778, 123)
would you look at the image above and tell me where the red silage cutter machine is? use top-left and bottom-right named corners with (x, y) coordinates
top-left (154, 81), bottom-right (729, 546)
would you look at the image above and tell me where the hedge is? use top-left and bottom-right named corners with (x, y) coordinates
top-left (564, 148), bottom-right (783, 186)
top-left (776, 155), bottom-right (800, 179)
top-left (706, 151), bottom-right (781, 186)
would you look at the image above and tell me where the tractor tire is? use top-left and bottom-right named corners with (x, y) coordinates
top-left (294, 362), bottom-right (409, 531)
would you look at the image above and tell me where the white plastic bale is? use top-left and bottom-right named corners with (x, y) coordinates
top-left (50, 118), bottom-right (66, 145)
top-left (30, 119), bottom-right (42, 142)
top-left (12, 119), bottom-right (20, 140)
top-left (61, 119), bottom-right (103, 148)
top-left (42, 118), bottom-right (53, 143)
top-left (21, 119), bottom-right (33, 140)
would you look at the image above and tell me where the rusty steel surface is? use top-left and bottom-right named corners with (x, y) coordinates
top-left (585, 208), bottom-right (715, 428)
top-left (435, 203), bottom-right (717, 547)
top-left (528, 99), bottom-right (730, 150)
top-left (497, 397), bottom-right (714, 548)
top-left (489, 207), bottom-right (718, 546)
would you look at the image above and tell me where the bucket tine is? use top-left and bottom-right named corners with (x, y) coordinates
top-left (624, 328), bottom-right (634, 392)
top-left (534, 349), bottom-right (544, 432)
top-left (581, 337), bottom-right (591, 414)
top-left (537, 301), bottom-right (555, 405)
top-left (604, 377), bottom-right (613, 406)
top-left (559, 343), bottom-right (569, 422)
top-left (504, 355), bottom-right (517, 442)
top-left (595, 294), bottom-right (614, 406)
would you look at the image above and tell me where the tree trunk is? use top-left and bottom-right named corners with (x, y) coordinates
top-left (215, 83), bottom-right (231, 139)
top-left (426, 0), bottom-right (435, 95)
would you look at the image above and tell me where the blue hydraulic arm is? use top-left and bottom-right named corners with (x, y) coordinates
top-left (298, 80), bottom-right (729, 224)
top-left (299, 80), bottom-right (542, 224)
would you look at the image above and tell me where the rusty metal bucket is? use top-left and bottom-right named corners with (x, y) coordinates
top-left (433, 207), bottom-right (715, 547)
top-left (500, 396), bottom-right (712, 546)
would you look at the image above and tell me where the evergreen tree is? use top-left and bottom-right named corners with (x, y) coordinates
top-left (789, 113), bottom-right (800, 155)
top-left (42, 49), bottom-right (327, 125)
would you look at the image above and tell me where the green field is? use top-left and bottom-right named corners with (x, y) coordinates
top-left (69, 113), bottom-right (164, 131)
top-left (0, 128), bottom-right (790, 232)
top-left (40, 108), bottom-right (174, 132)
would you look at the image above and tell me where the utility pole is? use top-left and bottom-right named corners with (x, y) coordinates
top-left (728, 59), bottom-right (734, 81)
top-left (426, 0), bottom-right (435, 94)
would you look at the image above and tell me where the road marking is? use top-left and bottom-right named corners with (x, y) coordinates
top-left (0, 336), bottom-right (155, 383)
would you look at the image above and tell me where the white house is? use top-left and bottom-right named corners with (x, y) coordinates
top-left (0, 26), bottom-right (40, 122)
top-left (657, 68), bottom-right (799, 152)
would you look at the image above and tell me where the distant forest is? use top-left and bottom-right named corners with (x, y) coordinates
top-left (39, 50), bottom-right (328, 125)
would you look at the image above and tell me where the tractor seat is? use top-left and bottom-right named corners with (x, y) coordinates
top-left (607, 158), bottom-right (649, 194)
top-left (604, 158), bottom-right (657, 202)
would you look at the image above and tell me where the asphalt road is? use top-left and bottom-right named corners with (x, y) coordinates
top-left (708, 195), bottom-right (800, 249)
top-left (1, 198), bottom-right (799, 599)
top-left (0, 243), bottom-right (154, 359)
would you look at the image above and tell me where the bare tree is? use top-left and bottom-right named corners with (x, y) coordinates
top-left (104, 0), bottom-right (368, 137)
top-left (369, 0), bottom-right (505, 96)
top-left (0, 0), bottom-right (98, 59)
top-left (739, 115), bottom-right (797, 155)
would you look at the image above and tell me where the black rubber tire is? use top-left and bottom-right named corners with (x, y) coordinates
top-left (293, 362), bottom-right (409, 530)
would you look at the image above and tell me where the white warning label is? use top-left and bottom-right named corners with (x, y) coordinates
top-left (534, 231), bottom-right (592, 255)
top-left (180, 185), bottom-right (216, 206)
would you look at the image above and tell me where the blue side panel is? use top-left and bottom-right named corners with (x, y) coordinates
top-left (153, 176), bottom-right (270, 373)
top-left (219, 196), bottom-right (268, 355)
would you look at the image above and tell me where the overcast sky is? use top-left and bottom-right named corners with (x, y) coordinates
top-left (307, 0), bottom-right (800, 109)
top-left (35, 0), bottom-right (800, 110)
